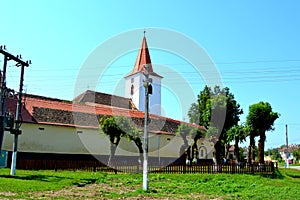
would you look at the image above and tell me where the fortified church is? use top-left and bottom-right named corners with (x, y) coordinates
top-left (1, 35), bottom-right (213, 169)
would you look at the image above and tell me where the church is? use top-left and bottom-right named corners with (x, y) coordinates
top-left (1, 35), bottom-right (214, 169)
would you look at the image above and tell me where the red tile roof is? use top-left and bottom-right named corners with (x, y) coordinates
top-left (6, 91), bottom-right (205, 134)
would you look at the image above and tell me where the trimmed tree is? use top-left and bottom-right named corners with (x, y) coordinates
top-left (246, 102), bottom-right (280, 164)
top-left (226, 124), bottom-right (248, 162)
top-left (99, 116), bottom-right (125, 166)
top-left (176, 123), bottom-right (206, 164)
top-left (99, 115), bottom-right (143, 166)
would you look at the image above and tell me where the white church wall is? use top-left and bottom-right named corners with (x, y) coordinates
top-left (2, 123), bottom-right (188, 159)
top-left (197, 139), bottom-right (214, 159)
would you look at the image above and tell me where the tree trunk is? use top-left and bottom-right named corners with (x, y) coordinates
top-left (181, 134), bottom-right (189, 150)
top-left (258, 133), bottom-right (266, 164)
top-left (108, 142), bottom-right (117, 166)
top-left (192, 140), bottom-right (199, 162)
top-left (134, 138), bottom-right (143, 164)
top-left (248, 135), bottom-right (255, 163)
top-left (180, 133), bottom-right (191, 163)
top-left (186, 146), bottom-right (192, 161)
top-left (247, 145), bottom-right (251, 163)
top-left (234, 136), bottom-right (240, 162)
top-left (213, 141), bottom-right (222, 164)
top-left (225, 144), bottom-right (230, 160)
top-left (108, 136), bottom-right (121, 167)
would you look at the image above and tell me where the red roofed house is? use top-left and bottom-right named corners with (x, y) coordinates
top-left (1, 36), bottom-right (213, 169)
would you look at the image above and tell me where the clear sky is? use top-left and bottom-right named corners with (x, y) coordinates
top-left (1, 0), bottom-right (300, 149)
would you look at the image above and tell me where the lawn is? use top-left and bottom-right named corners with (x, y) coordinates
top-left (0, 168), bottom-right (300, 199)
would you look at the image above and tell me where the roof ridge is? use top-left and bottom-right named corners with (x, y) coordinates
top-left (24, 93), bottom-right (71, 103)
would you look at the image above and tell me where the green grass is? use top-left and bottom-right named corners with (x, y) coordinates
top-left (0, 168), bottom-right (300, 199)
top-left (290, 163), bottom-right (300, 166)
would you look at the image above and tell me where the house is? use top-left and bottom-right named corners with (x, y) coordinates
top-left (1, 35), bottom-right (213, 168)
top-left (279, 144), bottom-right (299, 164)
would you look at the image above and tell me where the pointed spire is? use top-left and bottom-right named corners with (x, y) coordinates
top-left (125, 35), bottom-right (162, 78)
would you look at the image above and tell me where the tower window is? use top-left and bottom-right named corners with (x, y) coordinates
top-left (131, 78), bottom-right (134, 83)
top-left (131, 85), bottom-right (134, 95)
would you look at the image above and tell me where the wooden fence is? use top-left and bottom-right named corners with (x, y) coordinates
top-left (13, 159), bottom-right (275, 174)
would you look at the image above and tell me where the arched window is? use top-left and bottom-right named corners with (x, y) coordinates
top-left (199, 146), bottom-right (207, 159)
top-left (200, 149), bottom-right (204, 158)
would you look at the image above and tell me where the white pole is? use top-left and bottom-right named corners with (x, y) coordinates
top-left (10, 64), bottom-right (25, 175)
top-left (143, 64), bottom-right (149, 191)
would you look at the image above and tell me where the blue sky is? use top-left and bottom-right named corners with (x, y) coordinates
top-left (1, 1), bottom-right (300, 149)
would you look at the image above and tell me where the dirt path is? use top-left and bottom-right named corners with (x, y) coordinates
top-left (25, 184), bottom-right (214, 200)
top-left (289, 166), bottom-right (300, 170)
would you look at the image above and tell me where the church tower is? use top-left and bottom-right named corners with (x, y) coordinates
top-left (124, 35), bottom-right (163, 115)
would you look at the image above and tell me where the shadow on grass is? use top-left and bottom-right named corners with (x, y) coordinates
top-left (264, 169), bottom-right (284, 179)
top-left (0, 174), bottom-right (72, 182)
top-left (248, 169), bottom-right (284, 179)
top-left (280, 168), bottom-right (300, 179)
top-left (72, 178), bottom-right (97, 187)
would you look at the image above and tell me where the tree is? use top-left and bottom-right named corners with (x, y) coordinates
top-left (122, 122), bottom-right (144, 163)
top-left (270, 149), bottom-right (282, 162)
top-left (100, 116), bottom-right (124, 166)
top-left (226, 124), bottom-right (248, 162)
top-left (292, 148), bottom-right (300, 163)
top-left (188, 85), bottom-right (211, 126)
top-left (187, 102), bottom-right (199, 124)
top-left (246, 102), bottom-right (280, 164)
top-left (175, 123), bottom-right (206, 163)
top-left (99, 115), bottom-right (143, 166)
top-left (188, 86), bottom-right (243, 164)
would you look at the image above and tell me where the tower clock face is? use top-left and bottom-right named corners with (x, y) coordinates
top-left (131, 84), bottom-right (134, 95)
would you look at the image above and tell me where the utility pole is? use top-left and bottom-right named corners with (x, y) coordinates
top-left (10, 63), bottom-right (26, 175)
top-left (0, 45), bottom-right (30, 175)
top-left (143, 64), bottom-right (150, 191)
top-left (285, 124), bottom-right (289, 168)
top-left (0, 46), bottom-right (8, 151)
